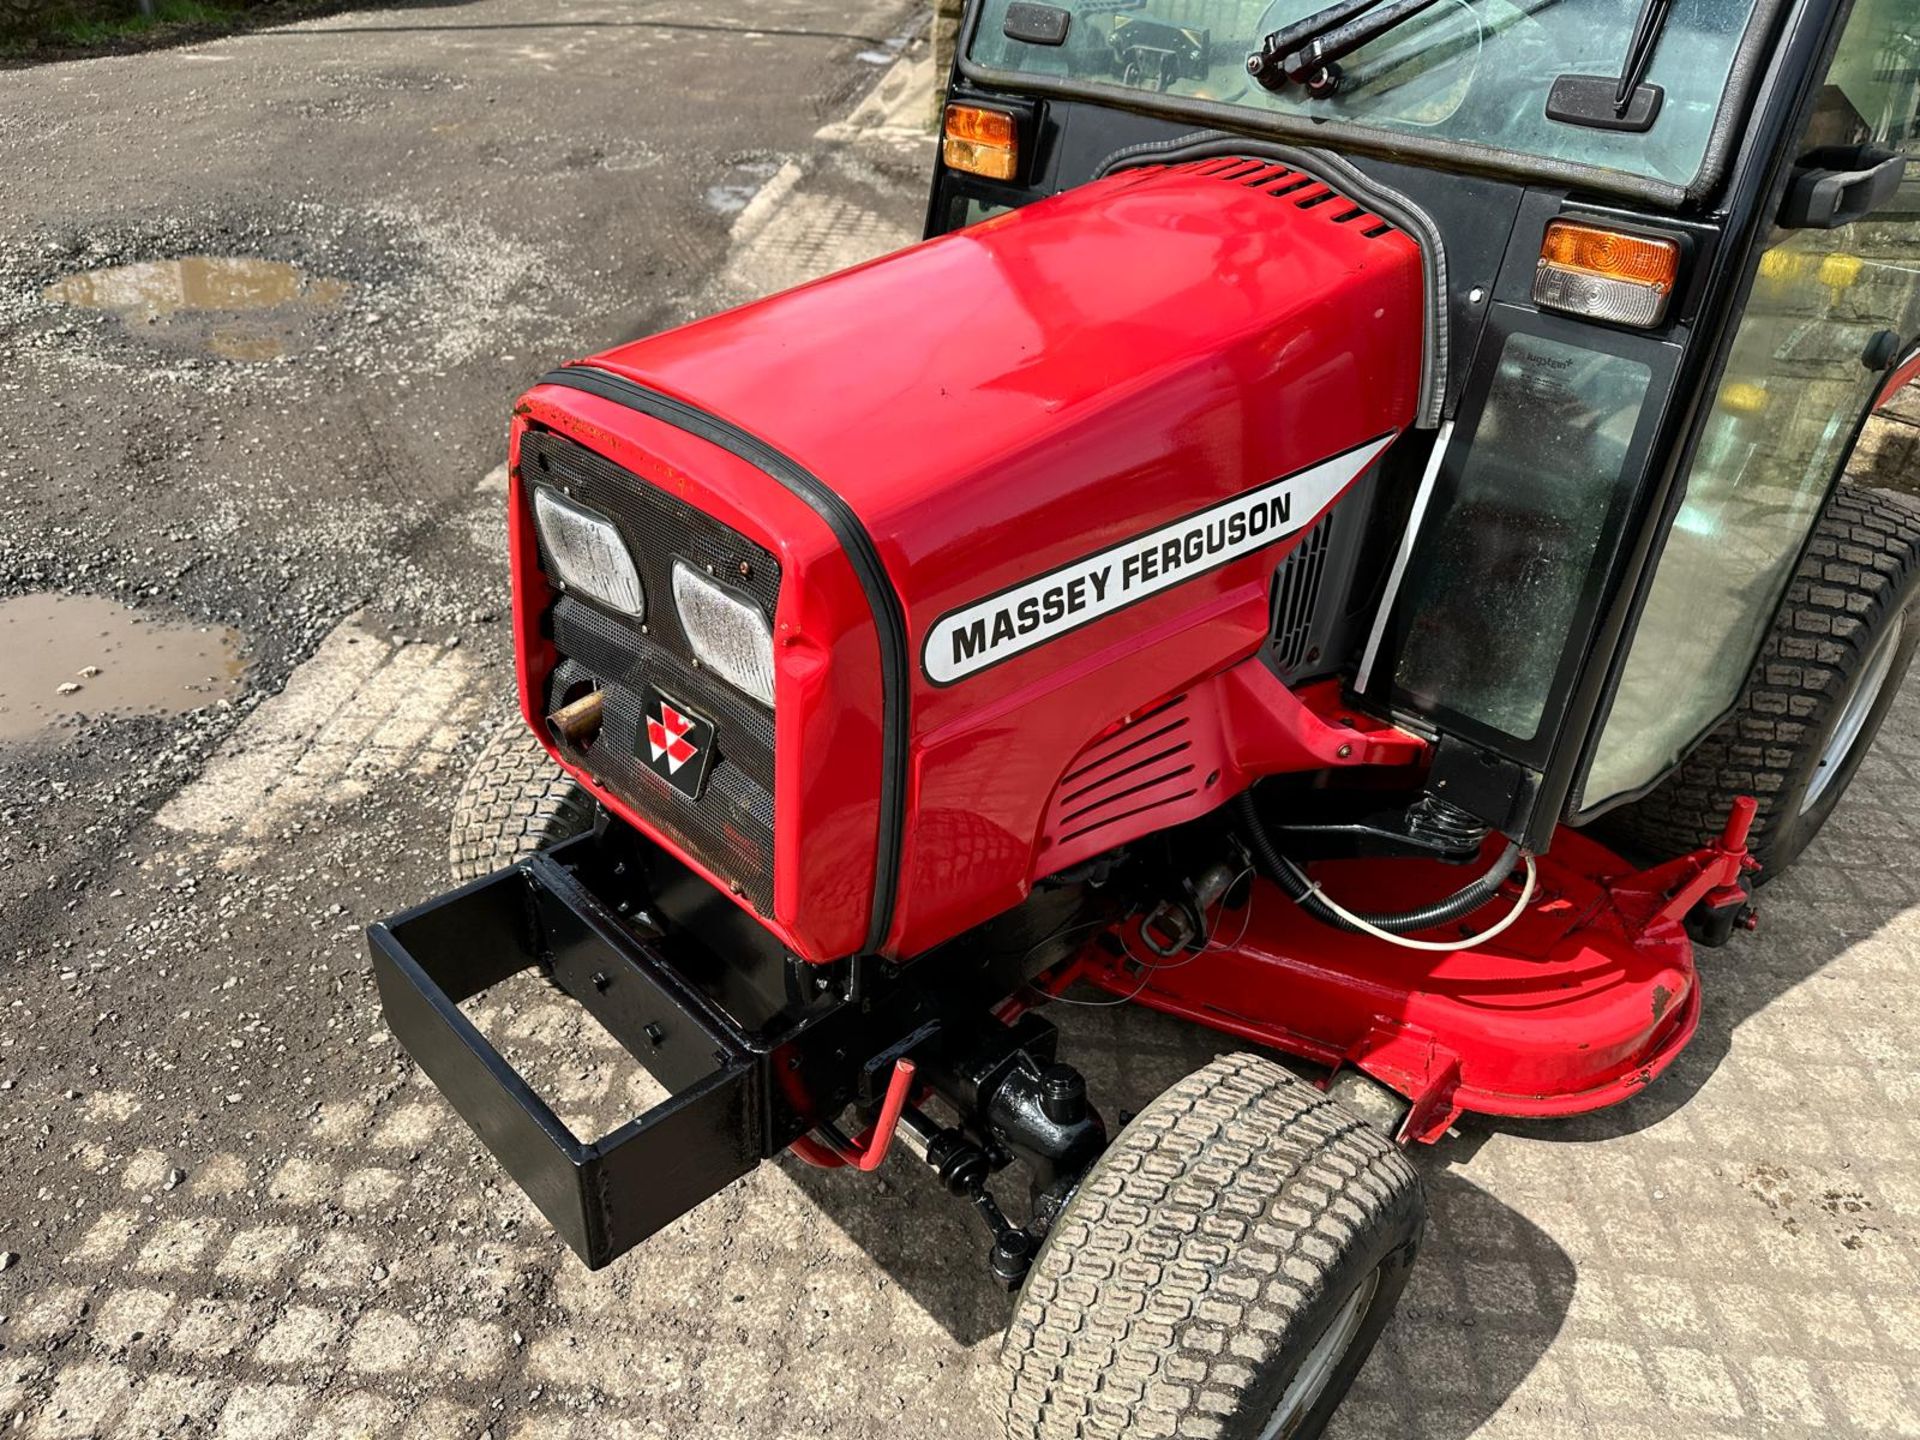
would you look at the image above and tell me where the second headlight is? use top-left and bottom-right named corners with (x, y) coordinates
top-left (672, 559), bottom-right (776, 708)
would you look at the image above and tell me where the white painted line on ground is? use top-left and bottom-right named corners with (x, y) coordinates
top-left (815, 49), bottom-right (937, 150)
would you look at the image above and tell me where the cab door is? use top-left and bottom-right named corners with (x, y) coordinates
top-left (1581, 0), bottom-right (1920, 811)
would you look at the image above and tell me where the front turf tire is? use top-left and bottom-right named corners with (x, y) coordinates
top-left (1002, 1054), bottom-right (1424, 1440)
top-left (449, 720), bottom-right (596, 883)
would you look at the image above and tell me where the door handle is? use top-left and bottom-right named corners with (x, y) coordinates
top-left (1780, 144), bottom-right (1908, 230)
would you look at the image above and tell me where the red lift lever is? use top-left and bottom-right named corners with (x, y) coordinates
top-left (787, 1058), bottom-right (917, 1171)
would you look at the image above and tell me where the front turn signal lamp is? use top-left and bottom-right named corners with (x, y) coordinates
top-left (1533, 220), bottom-right (1681, 328)
top-left (943, 103), bottom-right (1019, 182)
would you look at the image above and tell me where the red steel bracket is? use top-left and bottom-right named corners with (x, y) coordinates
top-left (787, 1058), bottom-right (917, 1171)
top-left (1610, 795), bottom-right (1759, 930)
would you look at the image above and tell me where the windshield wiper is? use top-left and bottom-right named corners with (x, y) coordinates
top-left (1246, 0), bottom-right (1446, 97)
top-left (1546, 0), bottom-right (1672, 131)
top-left (1615, 0), bottom-right (1674, 113)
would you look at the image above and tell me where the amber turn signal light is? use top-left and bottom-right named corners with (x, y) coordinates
top-left (943, 103), bottom-right (1019, 182)
top-left (1533, 220), bottom-right (1680, 328)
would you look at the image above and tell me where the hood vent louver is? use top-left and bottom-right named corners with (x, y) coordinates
top-left (1178, 157), bottom-right (1396, 239)
top-left (1270, 513), bottom-right (1332, 676)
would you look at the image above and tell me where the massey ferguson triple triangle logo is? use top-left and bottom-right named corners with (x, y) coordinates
top-left (638, 682), bottom-right (717, 799)
top-left (647, 702), bottom-right (699, 772)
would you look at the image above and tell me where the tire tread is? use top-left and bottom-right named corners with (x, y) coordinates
top-left (1606, 482), bottom-right (1920, 875)
top-left (448, 723), bottom-right (596, 882)
top-left (1002, 1054), bottom-right (1423, 1440)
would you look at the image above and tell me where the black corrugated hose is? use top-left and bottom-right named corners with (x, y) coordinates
top-left (1234, 791), bottom-right (1522, 936)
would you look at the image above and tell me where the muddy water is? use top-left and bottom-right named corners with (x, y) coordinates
top-left (0, 592), bottom-right (246, 742)
top-left (43, 257), bottom-right (349, 317)
top-left (208, 327), bottom-right (293, 362)
top-left (42, 256), bottom-right (350, 363)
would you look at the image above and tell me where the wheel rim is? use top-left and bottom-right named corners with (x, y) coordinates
top-left (1256, 1266), bottom-right (1382, 1440)
top-left (1802, 613), bottom-right (1905, 814)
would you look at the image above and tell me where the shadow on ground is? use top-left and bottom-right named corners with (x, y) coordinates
top-left (784, 677), bottom-right (1920, 1431)
top-left (1466, 680), bottom-right (1920, 1152)
top-left (786, 998), bottom-right (1579, 1440)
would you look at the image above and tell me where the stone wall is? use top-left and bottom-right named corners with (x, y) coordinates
top-left (932, 0), bottom-right (964, 123)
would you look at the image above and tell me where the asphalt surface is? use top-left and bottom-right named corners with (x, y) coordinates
top-left (4, 7), bottom-right (1920, 1440)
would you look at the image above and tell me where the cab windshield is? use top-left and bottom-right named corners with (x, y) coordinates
top-left (967, 0), bottom-right (1766, 189)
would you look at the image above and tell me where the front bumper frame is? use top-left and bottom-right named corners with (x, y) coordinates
top-left (369, 838), bottom-right (796, 1269)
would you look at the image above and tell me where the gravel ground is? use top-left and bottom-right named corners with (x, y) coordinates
top-left (0, 0), bottom-right (916, 918)
top-left (3, 9), bottom-right (1920, 1440)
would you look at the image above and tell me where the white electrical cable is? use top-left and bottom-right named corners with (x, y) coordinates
top-left (1285, 853), bottom-right (1539, 952)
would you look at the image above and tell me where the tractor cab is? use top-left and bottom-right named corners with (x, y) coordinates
top-left (936, 0), bottom-right (1920, 872)
top-left (368, 4), bottom-right (1920, 1438)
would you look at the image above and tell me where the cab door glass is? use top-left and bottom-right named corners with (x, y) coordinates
top-left (1392, 329), bottom-right (1654, 746)
top-left (1583, 0), bottom-right (1920, 809)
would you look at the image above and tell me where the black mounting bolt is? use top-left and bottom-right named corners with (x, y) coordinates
top-left (643, 1022), bottom-right (665, 1048)
top-left (591, 971), bottom-right (610, 992)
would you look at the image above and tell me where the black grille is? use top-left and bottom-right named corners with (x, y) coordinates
top-left (521, 427), bottom-right (781, 916)
top-left (1270, 514), bottom-right (1331, 675)
top-left (1178, 157), bottom-right (1398, 240)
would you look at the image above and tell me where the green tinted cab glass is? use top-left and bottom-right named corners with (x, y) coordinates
top-left (969, 0), bottom-right (1763, 188)
top-left (1584, 0), bottom-right (1920, 808)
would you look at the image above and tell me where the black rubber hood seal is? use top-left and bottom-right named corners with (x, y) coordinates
top-left (533, 364), bottom-right (909, 958)
top-left (1098, 134), bottom-right (1449, 429)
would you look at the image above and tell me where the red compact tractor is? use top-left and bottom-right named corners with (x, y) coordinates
top-left (371, 0), bottom-right (1920, 1434)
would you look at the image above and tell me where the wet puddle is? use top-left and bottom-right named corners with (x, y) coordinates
top-left (0, 592), bottom-right (247, 743)
top-left (42, 256), bottom-right (350, 363)
top-left (705, 157), bottom-right (782, 215)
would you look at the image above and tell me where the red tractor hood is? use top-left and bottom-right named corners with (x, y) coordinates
top-left (585, 161), bottom-right (1424, 679)
top-left (518, 156), bottom-right (1426, 957)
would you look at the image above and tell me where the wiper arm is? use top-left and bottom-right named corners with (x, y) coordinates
top-left (1613, 0), bottom-right (1672, 113)
top-left (1544, 0), bottom-right (1672, 132)
top-left (1247, 0), bottom-right (1446, 96)
top-left (1255, 0), bottom-right (1385, 64)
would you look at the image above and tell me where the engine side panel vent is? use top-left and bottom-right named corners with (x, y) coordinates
top-left (1270, 513), bottom-right (1332, 676)
top-left (1043, 695), bottom-right (1200, 851)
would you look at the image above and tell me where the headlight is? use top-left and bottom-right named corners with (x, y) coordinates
top-left (531, 487), bottom-right (646, 618)
top-left (672, 560), bottom-right (775, 707)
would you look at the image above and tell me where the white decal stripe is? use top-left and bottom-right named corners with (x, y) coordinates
top-left (1355, 419), bottom-right (1453, 696)
top-left (923, 434), bottom-right (1397, 684)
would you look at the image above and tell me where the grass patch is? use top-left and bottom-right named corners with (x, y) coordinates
top-left (0, 0), bottom-right (389, 63)
top-left (43, 0), bottom-right (237, 45)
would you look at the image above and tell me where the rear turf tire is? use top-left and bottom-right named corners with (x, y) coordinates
top-left (449, 719), bottom-right (596, 883)
top-left (1001, 1054), bottom-right (1424, 1440)
top-left (1606, 482), bottom-right (1920, 882)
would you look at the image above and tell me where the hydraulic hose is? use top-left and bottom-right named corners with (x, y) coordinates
top-left (1234, 791), bottom-right (1524, 936)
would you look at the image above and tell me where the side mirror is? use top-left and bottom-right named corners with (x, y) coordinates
top-left (1780, 144), bottom-right (1908, 230)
